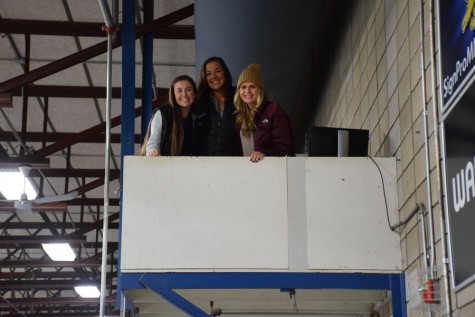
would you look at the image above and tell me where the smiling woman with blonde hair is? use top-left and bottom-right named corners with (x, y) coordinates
top-left (234, 64), bottom-right (295, 162)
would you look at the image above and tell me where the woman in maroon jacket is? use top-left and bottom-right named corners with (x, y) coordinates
top-left (234, 63), bottom-right (295, 162)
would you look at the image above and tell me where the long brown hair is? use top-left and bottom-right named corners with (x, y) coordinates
top-left (140, 75), bottom-right (197, 156)
top-left (169, 75), bottom-right (197, 155)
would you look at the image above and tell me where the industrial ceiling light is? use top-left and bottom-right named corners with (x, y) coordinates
top-left (0, 168), bottom-right (37, 200)
top-left (42, 243), bottom-right (76, 261)
top-left (74, 285), bottom-right (101, 298)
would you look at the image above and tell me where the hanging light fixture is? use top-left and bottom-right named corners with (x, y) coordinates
top-left (42, 243), bottom-right (76, 261)
top-left (0, 168), bottom-right (37, 200)
top-left (74, 285), bottom-right (101, 298)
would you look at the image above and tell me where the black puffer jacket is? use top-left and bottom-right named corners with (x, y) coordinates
top-left (151, 104), bottom-right (199, 156)
top-left (194, 87), bottom-right (241, 156)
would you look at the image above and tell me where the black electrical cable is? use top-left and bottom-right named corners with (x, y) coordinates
top-left (368, 156), bottom-right (424, 231)
top-left (367, 156), bottom-right (392, 230)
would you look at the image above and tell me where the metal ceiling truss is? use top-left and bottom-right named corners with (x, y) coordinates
top-left (0, 3), bottom-right (195, 316)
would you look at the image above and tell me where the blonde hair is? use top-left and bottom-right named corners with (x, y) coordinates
top-left (234, 86), bottom-right (265, 137)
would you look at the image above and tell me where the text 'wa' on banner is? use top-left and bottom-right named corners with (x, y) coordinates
top-left (439, 0), bottom-right (475, 113)
top-left (444, 86), bottom-right (475, 288)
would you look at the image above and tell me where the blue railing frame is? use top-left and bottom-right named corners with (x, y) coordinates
top-left (119, 271), bottom-right (407, 316)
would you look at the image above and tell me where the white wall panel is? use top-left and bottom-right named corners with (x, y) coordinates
top-left (121, 156), bottom-right (289, 271)
top-left (121, 156), bottom-right (400, 273)
top-left (305, 157), bottom-right (401, 271)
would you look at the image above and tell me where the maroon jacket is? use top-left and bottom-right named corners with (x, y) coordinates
top-left (251, 100), bottom-right (295, 156)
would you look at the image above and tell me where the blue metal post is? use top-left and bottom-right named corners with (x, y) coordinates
top-left (141, 1), bottom-right (154, 143)
top-left (391, 273), bottom-right (407, 317)
top-left (117, 0), bottom-right (135, 308)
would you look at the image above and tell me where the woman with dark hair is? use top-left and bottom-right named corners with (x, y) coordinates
top-left (141, 75), bottom-right (198, 156)
top-left (234, 64), bottom-right (295, 162)
top-left (194, 56), bottom-right (241, 156)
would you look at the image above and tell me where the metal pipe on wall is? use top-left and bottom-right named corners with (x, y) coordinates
top-left (419, 0), bottom-right (435, 270)
top-left (420, 0), bottom-right (453, 315)
top-left (428, 0), bottom-right (453, 315)
top-left (99, 27), bottom-right (112, 317)
top-left (418, 0), bottom-right (436, 282)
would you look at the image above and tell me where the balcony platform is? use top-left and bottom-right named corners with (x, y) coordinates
top-left (118, 156), bottom-right (406, 316)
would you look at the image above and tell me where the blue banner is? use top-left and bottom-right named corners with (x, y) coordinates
top-left (440, 0), bottom-right (475, 112)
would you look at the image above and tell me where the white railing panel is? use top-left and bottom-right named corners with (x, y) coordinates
top-left (121, 156), bottom-right (401, 273)
top-left (121, 156), bottom-right (289, 271)
top-left (305, 157), bottom-right (401, 271)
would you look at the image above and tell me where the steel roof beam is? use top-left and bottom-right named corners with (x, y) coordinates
top-left (0, 242), bottom-right (118, 249)
top-left (0, 296), bottom-right (116, 306)
top-left (0, 199), bottom-right (120, 213)
top-left (33, 94), bottom-right (167, 158)
top-left (0, 280), bottom-right (98, 289)
top-left (29, 168), bottom-right (121, 178)
top-left (0, 221), bottom-right (119, 230)
top-left (73, 174), bottom-right (119, 196)
top-left (0, 4), bottom-right (194, 93)
top-left (0, 202), bottom-right (68, 213)
top-left (0, 235), bottom-right (86, 244)
top-left (0, 19), bottom-right (194, 39)
top-left (0, 247), bottom-right (118, 266)
top-left (11, 85), bottom-right (143, 99)
top-left (66, 212), bottom-right (119, 237)
top-left (9, 85), bottom-right (167, 99)
top-left (68, 198), bottom-right (119, 206)
top-left (0, 131), bottom-right (136, 143)
top-left (1, 313), bottom-right (119, 317)
top-left (0, 260), bottom-right (102, 268)
top-left (0, 271), bottom-right (115, 279)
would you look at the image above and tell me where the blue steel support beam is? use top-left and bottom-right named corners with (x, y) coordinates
top-left (391, 273), bottom-right (407, 317)
top-left (117, 0), bottom-right (135, 308)
top-left (139, 273), bottom-right (210, 317)
top-left (121, 272), bottom-right (407, 316)
top-left (140, 0), bottom-right (154, 143)
top-left (122, 272), bottom-right (398, 290)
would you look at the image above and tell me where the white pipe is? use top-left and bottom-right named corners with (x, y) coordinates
top-left (418, 0), bottom-right (436, 281)
top-left (419, 204), bottom-right (430, 276)
top-left (418, 3), bottom-right (439, 317)
top-left (98, 0), bottom-right (114, 28)
top-left (98, 0), bottom-right (113, 313)
top-left (99, 30), bottom-right (112, 317)
top-left (428, 0), bottom-right (453, 314)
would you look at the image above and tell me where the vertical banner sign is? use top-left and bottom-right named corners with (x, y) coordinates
top-left (439, 0), bottom-right (475, 113)
top-left (439, 0), bottom-right (475, 288)
top-left (444, 93), bottom-right (475, 288)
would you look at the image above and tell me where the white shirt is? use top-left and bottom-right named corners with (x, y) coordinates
top-left (146, 110), bottom-right (163, 155)
top-left (240, 130), bottom-right (254, 156)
